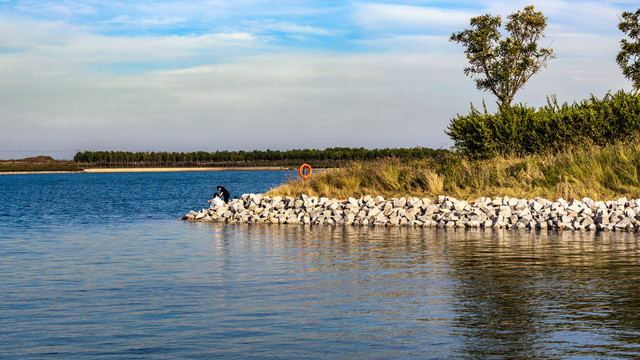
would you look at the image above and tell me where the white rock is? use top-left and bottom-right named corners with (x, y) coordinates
top-left (453, 200), bottom-right (468, 212)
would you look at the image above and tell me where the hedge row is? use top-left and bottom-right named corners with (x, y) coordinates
top-left (446, 90), bottom-right (640, 158)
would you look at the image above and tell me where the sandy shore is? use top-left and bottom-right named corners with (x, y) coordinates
top-left (0, 166), bottom-right (289, 175)
top-left (83, 166), bottom-right (288, 173)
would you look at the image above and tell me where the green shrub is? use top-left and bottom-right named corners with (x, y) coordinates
top-left (446, 90), bottom-right (640, 158)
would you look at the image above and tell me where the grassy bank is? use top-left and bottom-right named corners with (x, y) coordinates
top-left (267, 141), bottom-right (640, 201)
top-left (0, 156), bottom-right (83, 172)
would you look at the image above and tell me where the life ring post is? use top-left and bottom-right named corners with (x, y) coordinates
top-left (299, 163), bottom-right (312, 178)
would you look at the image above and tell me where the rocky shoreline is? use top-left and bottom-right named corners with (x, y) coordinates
top-left (180, 194), bottom-right (640, 231)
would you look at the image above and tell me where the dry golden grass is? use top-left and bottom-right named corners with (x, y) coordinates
top-left (267, 141), bottom-right (640, 201)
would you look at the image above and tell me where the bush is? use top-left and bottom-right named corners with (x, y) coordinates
top-left (446, 90), bottom-right (640, 158)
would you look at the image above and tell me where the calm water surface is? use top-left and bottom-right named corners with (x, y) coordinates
top-left (1, 172), bottom-right (640, 359)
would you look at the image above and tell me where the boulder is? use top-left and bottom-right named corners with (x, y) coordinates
top-left (453, 200), bottom-right (468, 212)
top-left (394, 197), bottom-right (407, 209)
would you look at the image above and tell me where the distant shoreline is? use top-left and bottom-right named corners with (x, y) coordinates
top-left (0, 166), bottom-right (290, 175)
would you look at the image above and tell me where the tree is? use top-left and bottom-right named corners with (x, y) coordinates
top-left (450, 5), bottom-right (556, 108)
top-left (617, 9), bottom-right (640, 91)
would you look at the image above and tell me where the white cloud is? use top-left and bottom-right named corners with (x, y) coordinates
top-left (354, 34), bottom-right (456, 54)
top-left (106, 14), bottom-right (188, 27)
top-left (15, 1), bottom-right (97, 16)
top-left (0, 16), bottom-right (75, 49)
top-left (549, 30), bottom-right (620, 61)
top-left (0, 14), bottom-right (259, 72)
top-left (206, 32), bottom-right (257, 42)
top-left (0, 53), bottom-right (470, 152)
top-left (256, 21), bottom-right (334, 36)
top-left (354, 3), bottom-right (478, 31)
top-left (6, 43), bottom-right (627, 154)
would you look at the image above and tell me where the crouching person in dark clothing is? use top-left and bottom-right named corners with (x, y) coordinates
top-left (217, 185), bottom-right (230, 203)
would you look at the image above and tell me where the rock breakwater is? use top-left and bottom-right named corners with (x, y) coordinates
top-left (181, 194), bottom-right (640, 231)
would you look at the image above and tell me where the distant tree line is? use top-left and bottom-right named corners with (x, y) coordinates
top-left (73, 147), bottom-right (450, 168)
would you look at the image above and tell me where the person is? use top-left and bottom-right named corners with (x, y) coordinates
top-left (208, 193), bottom-right (224, 207)
top-left (217, 185), bottom-right (230, 203)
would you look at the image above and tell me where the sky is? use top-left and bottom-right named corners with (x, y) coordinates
top-left (0, 0), bottom-right (636, 159)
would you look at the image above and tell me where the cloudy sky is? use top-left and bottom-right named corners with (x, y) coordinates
top-left (0, 0), bottom-right (636, 159)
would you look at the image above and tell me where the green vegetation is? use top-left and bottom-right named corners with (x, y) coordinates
top-left (73, 147), bottom-right (449, 168)
top-left (446, 90), bottom-right (640, 158)
top-left (270, 88), bottom-right (640, 201)
top-left (450, 5), bottom-right (555, 108)
top-left (617, 9), bottom-right (640, 91)
top-left (268, 140), bottom-right (640, 201)
top-left (0, 156), bottom-right (82, 172)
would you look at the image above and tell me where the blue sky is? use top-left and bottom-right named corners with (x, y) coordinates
top-left (0, 0), bottom-right (636, 159)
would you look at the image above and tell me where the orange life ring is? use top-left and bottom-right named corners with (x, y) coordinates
top-left (299, 163), bottom-right (312, 178)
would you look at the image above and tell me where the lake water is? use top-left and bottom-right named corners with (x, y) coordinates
top-left (1, 171), bottom-right (640, 359)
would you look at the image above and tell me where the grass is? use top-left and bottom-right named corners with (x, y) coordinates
top-left (267, 141), bottom-right (640, 201)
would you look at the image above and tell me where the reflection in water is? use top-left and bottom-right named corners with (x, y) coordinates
top-left (191, 223), bottom-right (640, 358)
top-left (444, 230), bottom-right (640, 359)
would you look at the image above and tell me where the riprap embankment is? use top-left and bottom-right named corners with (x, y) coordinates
top-left (182, 193), bottom-right (640, 231)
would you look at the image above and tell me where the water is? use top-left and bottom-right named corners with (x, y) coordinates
top-left (2, 172), bottom-right (640, 359)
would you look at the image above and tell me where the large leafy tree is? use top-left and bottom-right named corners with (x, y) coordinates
top-left (617, 9), bottom-right (640, 91)
top-left (450, 5), bottom-right (556, 108)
